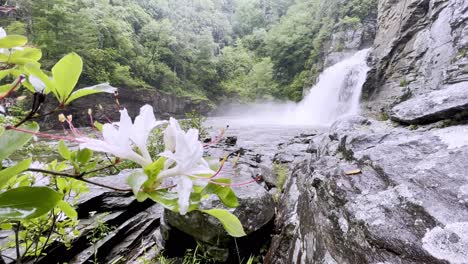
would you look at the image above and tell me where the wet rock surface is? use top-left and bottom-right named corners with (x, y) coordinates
top-left (390, 82), bottom-right (468, 124)
top-left (266, 116), bottom-right (468, 264)
top-left (363, 0), bottom-right (468, 117)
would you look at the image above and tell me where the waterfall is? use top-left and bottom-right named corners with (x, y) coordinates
top-left (289, 48), bottom-right (370, 126)
top-left (219, 49), bottom-right (370, 127)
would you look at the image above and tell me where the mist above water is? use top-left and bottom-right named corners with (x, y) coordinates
top-left (217, 49), bottom-right (370, 127)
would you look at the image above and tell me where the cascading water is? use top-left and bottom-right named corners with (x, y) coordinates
top-left (218, 49), bottom-right (370, 127)
top-left (288, 48), bottom-right (370, 126)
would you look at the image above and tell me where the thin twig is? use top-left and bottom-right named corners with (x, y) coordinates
top-left (105, 154), bottom-right (120, 173)
top-left (1, 254), bottom-right (15, 261)
top-left (34, 213), bottom-right (56, 264)
top-left (26, 168), bottom-right (131, 192)
top-left (14, 222), bottom-right (21, 264)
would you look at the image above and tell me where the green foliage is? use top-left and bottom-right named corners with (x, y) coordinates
top-left (0, 158), bottom-right (32, 188)
top-left (340, 16), bottom-right (362, 29)
top-left (0, 122), bottom-right (39, 161)
top-left (180, 111), bottom-right (208, 138)
top-left (0, 187), bottom-right (62, 219)
top-left (400, 79), bottom-right (408, 87)
top-left (273, 162), bottom-right (288, 192)
top-left (201, 209), bottom-right (246, 237)
top-left (202, 179), bottom-right (239, 208)
top-left (25, 52), bottom-right (117, 106)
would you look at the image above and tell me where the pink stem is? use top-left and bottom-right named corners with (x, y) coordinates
top-left (0, 76), bottom-right (24, 100)
top-left (6, 125), bottom-right (78, 142)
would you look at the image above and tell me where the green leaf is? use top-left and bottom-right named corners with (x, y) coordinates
top-left (202, 179), bottom-right (239, 208)
top-left (0, 187), bottom-right (63, 220)
top-left (76, 148), bottom-right (93, 164)
top-left (51, 52), bottom-right (83, 102)
top-left (0, 69), bottom-right (11, 81)
top-left (147, 190), bottom-right (179, 211)
top-left (0, 83), bottom-right (11, 94)
top-left (200, 209), bottom-right (246, 237)
top-left (143, 157), bottom-right (166, 188)
top-left (57, 140), bottom-right (71, 160)
top-left (0, 35), bottom-right (27, 49)
top-left (10, 47), bottom-right (42, 61)
top-left (56, 177), bottom-right (68, 193)
top-left (0, 223), bottom-right (12, 230)
top-left (65, 83), bottom-right (117, 105)
top-left (8, 48), bottom-right (42, 65)
top-left (148, 190), bottom-right (201, 213)
top-left (0, 158), bottom-right (32, 188)
top-left (56, 200), bottom-right (77, 219)
top-left (24, 63), bottom-right (57, 96)
top-left (0, 122), bottom-right (39, 161)
top-left (93, 121), bottom-right (103, 132)
top-left (127, 169), bottom-right (148, 197)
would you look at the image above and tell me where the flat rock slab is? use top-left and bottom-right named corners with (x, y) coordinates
top-left (390, 82), bottom-right (468, 124)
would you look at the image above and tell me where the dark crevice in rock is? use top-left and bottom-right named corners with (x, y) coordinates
top-left (34, 198), bottom-right (157, 264)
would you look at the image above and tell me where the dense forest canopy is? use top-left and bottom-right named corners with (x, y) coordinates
top-left (0, 0), bottom-right (376, 103)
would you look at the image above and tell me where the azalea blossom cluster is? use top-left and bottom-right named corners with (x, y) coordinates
top-left (78, 105), bottom-right (216, 214)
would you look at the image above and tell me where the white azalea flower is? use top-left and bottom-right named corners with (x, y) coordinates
top-left (0, 105), bottom-right (5, 113)
top-left (29, 75), bottom-right (46, 93)
top-left (159, 119), bottom-right (214, 180)
top-left (79, 105), bottom-right (165, 167)
top-left (158, 118), bottom-right (215, 215)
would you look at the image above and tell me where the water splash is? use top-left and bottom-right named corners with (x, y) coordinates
top-left (219, 49), bottom-right (370, 127)
top-left (292, 49), bottom-right (370, 126)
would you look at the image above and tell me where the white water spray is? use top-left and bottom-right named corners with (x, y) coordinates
top-left (219, 49), bottom-right (370, 127)
top-left (291, 48), bottom-right (370, 125)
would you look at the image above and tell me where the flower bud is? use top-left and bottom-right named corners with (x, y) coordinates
top-left (58, 114), bottom-right (66, 123)
top-left (98, 104), bottom-right (103, 110)
top-left (67, 115), bottom-right (73, 122)
top-left (88, 108), bottom-right (92, 115)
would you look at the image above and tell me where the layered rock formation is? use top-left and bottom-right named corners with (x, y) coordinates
top-left (39, 86), bottom-right (213, 129)
top-left (363, 0), bottom-right (468, 122)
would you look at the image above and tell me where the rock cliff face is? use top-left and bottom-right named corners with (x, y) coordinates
top-left (39, 86), bottom-right (213, 129)
top-left (363, 0), bottom-right (468, 121)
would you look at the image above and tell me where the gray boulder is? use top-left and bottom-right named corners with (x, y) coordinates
top-left (390, 82), bottom-right (468, 124)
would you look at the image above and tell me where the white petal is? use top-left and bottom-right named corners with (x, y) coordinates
top-left (29, 75), bottom-right (46, 93)
top-left (163, 117), bottom-right (181, 152)
top-left (79, 137), bottom-right (151, 167)
top-left (102, 123), bottom-right (123, 146)
top-left (0, 105), bottom-right (5, 113)
top-left (118, 108), bottom-right (133, 141)
top-left (131, 105), bottom-right (157, 161)
top-left (79, 83), bottom-right (117, 93)
top-left (175, 177), bottom-right (193, 215)
top-left (0, 28), bottom-right (6, 39)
